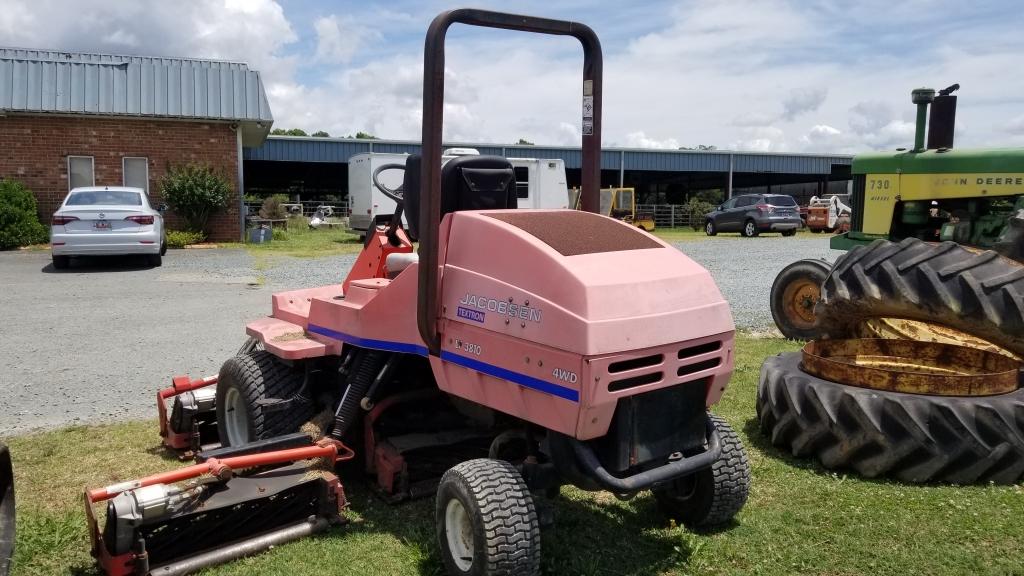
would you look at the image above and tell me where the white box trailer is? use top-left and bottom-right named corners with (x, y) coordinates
top-left (347, 150), bottom-right (569, 236)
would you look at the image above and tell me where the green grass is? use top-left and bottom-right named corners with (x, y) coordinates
top-left (5, 336), bottom-right (1023, 575)
top-left (245, 218), bottom-right (365, 258)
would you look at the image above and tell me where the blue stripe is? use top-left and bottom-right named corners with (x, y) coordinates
top-left (307, 324), bottom-right (578, 403)
top-left (440, 351), bottom-right (580, 403)
top-left (307, 324), bottom-right (429, 356)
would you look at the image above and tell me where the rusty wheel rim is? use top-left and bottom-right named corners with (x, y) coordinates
top-left (782, 278), bottom-right (820, 329)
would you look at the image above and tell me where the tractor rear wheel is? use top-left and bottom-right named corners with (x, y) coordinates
top-left (757, 352), bottom-right (1024, 484)
top-left (770, 259), bottom-right (832, 340)
top-left (216, 351), bottom-right (313, 446)
top-left (652, 414), bottom-right (750, 528)
top-left (436, 459), bottom-right (540, 576)
top-left (816, 238), bottom-right (1024, 358)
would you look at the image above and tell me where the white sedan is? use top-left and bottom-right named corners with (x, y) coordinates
top-left (50, 186), bottom-right (167, 269)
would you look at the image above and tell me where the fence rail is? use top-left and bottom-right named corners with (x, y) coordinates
top-left (637, 204), bottom-right (702, 229)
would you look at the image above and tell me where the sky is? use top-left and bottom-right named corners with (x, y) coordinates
top-left (2, 0), bottom-right (1024, 154)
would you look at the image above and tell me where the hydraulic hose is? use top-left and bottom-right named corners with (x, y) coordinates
top-left (331, 349), bottom-right (387, 440)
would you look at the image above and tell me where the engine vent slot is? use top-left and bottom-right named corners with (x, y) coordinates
top-left (677, 358), bottom-right (720, 377)
top-left (608, 353), bottom-right (663, 374)
top-left (678, 341), bottom-right (721, 359)
top-left (608, 371), bottom-right (663, 392)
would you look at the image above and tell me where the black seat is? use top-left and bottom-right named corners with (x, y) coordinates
top-left (403, 154), bottom-right (516, 240)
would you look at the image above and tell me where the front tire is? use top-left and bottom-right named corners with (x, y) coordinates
top-left (705, 220), bottom-right (717, 236)
top-left (436, 459), bottom-right (540, 576)
top-left (741, 219), bottom-right (759, 237)
top-left (215, 351), bottom-right (313, 446)
top-left (653, 414), bottom-right (750, 528)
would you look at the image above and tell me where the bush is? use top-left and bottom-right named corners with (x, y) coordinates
top-left (271, 228), bottom-right (289, 241)
top-left (0, 179), bottom-right (48, 249)
top-left (685, 197), bottom-right (717, 231)
top-left (161, 164), bottom-right (232, 233)
top-left (259, 196), bottom-right (288, 220)
top-left (165, 230), bottom-right (206, 249)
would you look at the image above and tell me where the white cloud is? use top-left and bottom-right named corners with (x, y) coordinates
top-left (314, 14), bottom-right (376, 64)
top-left (624, 131), bottom-right (680, 149)
top-left (781, 87), bottom-right (828, 121)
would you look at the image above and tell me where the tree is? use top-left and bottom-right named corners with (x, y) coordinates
top-left (311, 130), bottom-right (330, 137)
top-left (516, 138), bottom-right (534, 145)
top-left (344, 131), bottom-right (378, 140)
top-left (679, 144), bottom-right (717, 151)
top-left (270, 128), bottom-right (309, 136)
top-left (0, 179), bottom-right (48, 249)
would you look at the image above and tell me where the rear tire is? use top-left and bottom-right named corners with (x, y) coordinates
top-left (148, 253), bottom-right (162, 267)
top-left (757, 352), bottom-right (1024, 484)
top-left (436, 459), bottom-right (540, 576)
top-left (817, 238), bottom-right (1024, 358)
top-left (0, 443), bottom-right (14, 576)
top-left (653, 414), bottom-right (750, 528)
top-left (741, 219), bottom-right (759, 237)
top-left (52, 255), bottom-right (69, 269)
top-left (811, 228), bottom-right (822, 234)
top-left (216, 351), bottom-right (313, 446)
top-left (781, 229), bottom-right (797, 237)
top-left (705, 220), bottom-right (717, 236)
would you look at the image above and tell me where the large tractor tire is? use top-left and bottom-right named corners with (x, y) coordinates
top-left (436, 459), bottom-right (540, 576)
top-left (756, 353), bottom-right (1024, 484)
top-left (770, 259), bottom-right (832, 341)
top-left (216, 351), bottom-right (314, 446)
top-left (652, 414), bottom-right (750, 528)
top-left (816, 238), bottom-right (1024, 358)
top-left (0, 443), bottom-right (13, 576)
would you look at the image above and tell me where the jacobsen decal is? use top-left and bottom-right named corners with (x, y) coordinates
top-left (458, 294), bottom-right (543, 323)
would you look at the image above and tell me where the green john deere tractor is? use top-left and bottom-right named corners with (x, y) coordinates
top-left (772, 84), bottom-right (1024, 340)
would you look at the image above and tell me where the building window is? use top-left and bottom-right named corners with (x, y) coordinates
top-left (123, 157), bottom-right (149, 193)
top-left (67, 156), bottom-right (94, 191)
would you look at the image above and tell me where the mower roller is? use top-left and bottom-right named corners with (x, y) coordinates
top-left (87, 9), bottom-right (750, 575)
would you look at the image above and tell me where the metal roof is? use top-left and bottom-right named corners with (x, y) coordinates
top-left (0, 48), bottom-right (273, 146)
top-left (245, 136), bottom-right (852, 175)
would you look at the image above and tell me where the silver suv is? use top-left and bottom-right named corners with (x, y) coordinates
top-left (704, 194), bottom-right (801, 237)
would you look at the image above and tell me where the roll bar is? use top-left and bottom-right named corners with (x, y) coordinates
top-left (418, 8), bottom-right (603, 354)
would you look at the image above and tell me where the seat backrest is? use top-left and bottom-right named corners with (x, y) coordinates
top-left (403, 154), bottom-right (515, 240)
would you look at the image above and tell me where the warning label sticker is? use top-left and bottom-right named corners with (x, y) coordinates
top-left (582, 120), bottom-right (594, 136)
top-left (582, 96), bottom-right (594, 118)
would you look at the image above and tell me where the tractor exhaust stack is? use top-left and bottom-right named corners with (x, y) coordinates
top-left (911, 88), bottom-right (935, 151)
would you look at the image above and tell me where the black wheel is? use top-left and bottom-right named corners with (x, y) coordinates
top-left (781, 229), bottom-right (796, 237)
top-left (770, 259), bottom-right (832, 340)
top-left (817, 238), bottom-right (1024, 358)
top-left (0, 443), bottom-right (14, 576)
top-left (704, 220), bottom-right (717, 236)
top-left (148, 253), bottom-right (162, 267)
top-left (160, 240), bottom-right (167, 256)
top-left (653, 414), bottom-right (750, 528)
top-left (216, 351), bottom-right (313, 446)
top-left (741, 219), bottom-right (759, 237)
top-left (810, 228), bottom-right (822, 234)
top-left (757, 352), bottom-right (1024, 484)
top-left (436, 459), bottom-right (540, 576)
top-left (52, 255), bottom-right (69, 269)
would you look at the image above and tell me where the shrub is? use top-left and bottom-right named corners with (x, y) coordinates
top-left (259, 196), bottom-right (287, 220)
top-left (271, 228), bottom-right (289, 241)
top-left (0, 179), bottom-right (48, 249)
top-left (685, 197), bottom-right (717, 231)
top-left (165, 229), bottom-right (206, 249)
top-left (161, 164), bottom-right (232, 233)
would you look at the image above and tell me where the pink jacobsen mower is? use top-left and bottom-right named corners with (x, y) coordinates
top-left (86, 9), bottom-right (750, 576)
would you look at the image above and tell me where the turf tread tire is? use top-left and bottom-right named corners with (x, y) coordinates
top-left (756, 352), bottom-right (1024, 484)
top-left (436, 459), bottom-right (540, 576)
top-left (817, 238), bottom-right (1024, 356)
top-left (653, 414), bottom-right (750, 528)
top-left (216, 351), bottom-right (313, 445)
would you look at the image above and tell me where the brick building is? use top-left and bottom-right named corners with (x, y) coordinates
top-left (0, 49), bottom-right (273, 241)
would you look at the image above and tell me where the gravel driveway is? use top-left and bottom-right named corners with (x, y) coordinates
top-left (0, 235), bottom-right (843, 435)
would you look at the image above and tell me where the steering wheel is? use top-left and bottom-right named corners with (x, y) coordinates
top-left (372, 163), bottom-right (406, 202)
